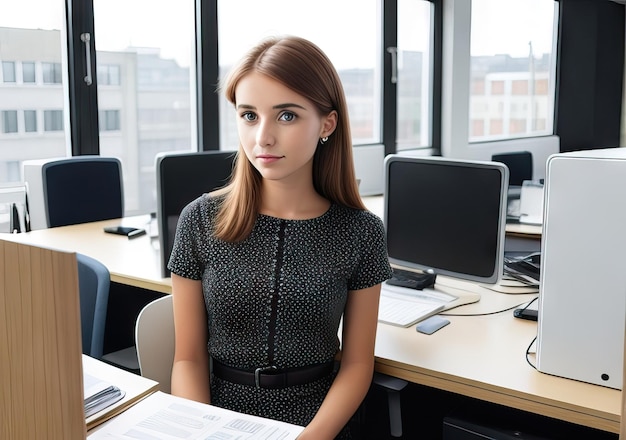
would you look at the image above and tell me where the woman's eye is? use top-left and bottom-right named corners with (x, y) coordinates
top-left (279, 111), bottom-right (296, 122)
top-left (241, 112), bottom-right (256, 122)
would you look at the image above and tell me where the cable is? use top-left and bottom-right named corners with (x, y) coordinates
top-left (525, 336), bottom-right (538, 370)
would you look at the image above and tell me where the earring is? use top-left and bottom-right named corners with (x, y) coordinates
top-left (320, 136), bottom-right (329, 144)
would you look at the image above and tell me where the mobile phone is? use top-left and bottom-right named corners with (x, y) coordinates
top-left (103, 226), bottom-right (146, 239)
top-left (416, 316), bottom-right (450, 335)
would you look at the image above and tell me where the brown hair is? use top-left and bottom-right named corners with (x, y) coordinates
top-left (214, 35), bottom-right (364, 242)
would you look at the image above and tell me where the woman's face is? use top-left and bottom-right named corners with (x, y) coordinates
top-left (234, 72), bottom-right (335, 185)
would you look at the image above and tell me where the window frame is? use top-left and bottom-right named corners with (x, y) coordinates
top-left (64, 0), bottom-right (625, 189)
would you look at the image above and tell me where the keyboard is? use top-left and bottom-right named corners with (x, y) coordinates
top-left (378, 294), bottom-right (445, 327)
top-left (378, 278), bottom-right (458, 327)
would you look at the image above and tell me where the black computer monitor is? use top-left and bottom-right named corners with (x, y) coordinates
top-left (156, 150), bottom-right (236, 277)
top-left (383, 155), bottom-right (509, 285)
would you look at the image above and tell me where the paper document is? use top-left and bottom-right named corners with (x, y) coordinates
top-left (88, 391), bottom-right (304, 440)
top-left (84, 373), bottom-right (125, 418)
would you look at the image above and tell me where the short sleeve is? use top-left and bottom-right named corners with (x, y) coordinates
top-left (167, 196), bottom-right (207, 280)
top-left (348, 211), bottom-right (393, 291)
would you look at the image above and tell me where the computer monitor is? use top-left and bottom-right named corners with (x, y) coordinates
top-left (156, 150), bottom-right (236, 278)
top-left (383, 155), bottom-right (509, 285)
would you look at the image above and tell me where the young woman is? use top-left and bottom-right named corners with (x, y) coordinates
top-left (168, 35), bottom-right (392, 439)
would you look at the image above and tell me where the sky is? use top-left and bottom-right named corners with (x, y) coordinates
top-left (1, 0), bottom-right (557, 69)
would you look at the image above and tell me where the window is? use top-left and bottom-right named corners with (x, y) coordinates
top-left (2, 61), bottom-right (15, 82)
top-left (2, 110), bottom-right (18, 133)
top-left (99, 109), bottom-right (120, 131)
top-left (97, 64), bottom-right (120, 85)
top-left (94, 0), bottom-right (196, 214)
top-left (396, 0), bottom-right (433, 150)
top-left (42, 62), bottom-right (62, 84)
top-left (217, 0), bottom-right (380, 149)
top-left (24, 110), bottom-right (37, 132)
top-left (469, 0), bottom-right (557, 142)
top-left (0, 2), bottom-right (69, 184)
top-left (44, 110), bottom-right (63, 131)
top-left (22, 62), bottom-right (36, 83)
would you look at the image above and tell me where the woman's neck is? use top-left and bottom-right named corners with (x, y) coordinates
top-left (259, 181), bottom-right (329, 220)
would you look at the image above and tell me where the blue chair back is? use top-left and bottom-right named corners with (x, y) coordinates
top-left (42, 156), bottom-right (124, 228)
top-left (77, 253), bottom-right (110, 359)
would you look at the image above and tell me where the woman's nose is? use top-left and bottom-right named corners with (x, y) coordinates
top-left (256, 120), bottom-right (275, 147)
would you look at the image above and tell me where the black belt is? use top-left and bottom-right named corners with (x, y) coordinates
top-left (211, 358), bottom-right (335, 389)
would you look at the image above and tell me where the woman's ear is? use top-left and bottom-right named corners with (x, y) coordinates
top-left (321, 110), bottom-right (338, 138)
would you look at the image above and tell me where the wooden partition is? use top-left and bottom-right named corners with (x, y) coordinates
top-left (0, 239), bottom-right (85, 439)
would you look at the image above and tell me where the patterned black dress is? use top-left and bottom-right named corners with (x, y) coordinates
top-left (168, 194), bottom-right (392, 437)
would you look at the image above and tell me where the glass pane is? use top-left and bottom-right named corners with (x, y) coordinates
top-left (396, 0), bottom-right (433, 150)
top-left (0, 1), bottom-right (69, 185)
top-left (94, 0), bottom-right (196, 215)
top-left (217, 0), bottom-right (379, 149)
top-left (2, 110), bottom-right (18, 133)
top-left (469, 0), bottom-right (557, 142)
top-left (22, 62), bottom-right (36, 83)
top-left (2, 61), bottom-right (16, 82)
top-left (24, 110), bottom-right (37, 132)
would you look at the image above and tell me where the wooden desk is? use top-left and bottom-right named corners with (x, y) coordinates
top-left (2, 214), bottom-right (620, 435)
top-left (0, 216), bottom-right (172, 294)
top-left (374, 306), bottom-right (621, 434)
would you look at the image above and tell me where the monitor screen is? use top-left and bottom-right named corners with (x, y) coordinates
top-left (383, 155), bottom-right (508, 284)
top-left (156, 150), bottom-right (236, 278)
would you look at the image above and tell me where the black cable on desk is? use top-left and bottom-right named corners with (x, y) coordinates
top-left (525, 336), bottom-right (538, 370)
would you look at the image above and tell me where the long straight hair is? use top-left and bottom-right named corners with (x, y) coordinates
top-left (214, 36), bottom-right (365, 242)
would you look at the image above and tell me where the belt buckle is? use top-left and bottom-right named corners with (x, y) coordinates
top-left (254, 365), bottom-right (278, 389)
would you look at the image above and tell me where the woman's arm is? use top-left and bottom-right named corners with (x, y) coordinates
top-left (170, 273), bottom-right (211, 403)
top-left (298, 284), bottom-right (382, 440)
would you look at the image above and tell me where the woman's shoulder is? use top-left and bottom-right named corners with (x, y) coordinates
top-left (179, 193), bottom-right (225, 223)
top-left (331, 204), bottom-right (384, 229)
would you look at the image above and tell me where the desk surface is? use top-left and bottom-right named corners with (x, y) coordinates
top-left (1, 216), bottom-right (172, 293)
top-left (375, 304), bottom-right (621, 433)
top-left (2, 210), bottom-right (619, 434)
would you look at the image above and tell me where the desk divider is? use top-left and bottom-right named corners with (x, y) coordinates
top-left (0, 239), bottom-right (85, 439)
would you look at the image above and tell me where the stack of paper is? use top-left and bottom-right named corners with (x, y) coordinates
top-left (84, 373), bottom-right (125, 418)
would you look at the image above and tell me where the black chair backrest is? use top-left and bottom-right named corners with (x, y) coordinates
top-left (491, 151), bottom-right (533, 187)
top-left (156, 150), bottom-right (236, 277)
top-left (43, 157), bottom-right (123, 227)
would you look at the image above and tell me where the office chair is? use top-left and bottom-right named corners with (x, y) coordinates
top-left (156, 150), bottom-right (236, 277)
top-left (78, 252), bottom-right (139, 371)
top-left (35, 156), bottom-right (124, 228)
top-left (77, 253), bottom-right (111, 359)
top-left (491, 151), bottom-right (533, 186)
top-left (135, 295), bottom-right (175, 393)
top-left (373, 372), bottom-right (408, 438)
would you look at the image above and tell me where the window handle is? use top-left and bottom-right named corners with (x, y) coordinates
top-left (80, 33), bottom-right (93, 86)
top-left (387, 46), bottom-right (398, 84)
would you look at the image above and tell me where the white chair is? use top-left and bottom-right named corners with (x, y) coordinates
top-left (135, 295), bottom-right (175, 393)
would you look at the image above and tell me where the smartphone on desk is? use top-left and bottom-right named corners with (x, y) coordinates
top-left (103, 226), bottom-right (146, 239)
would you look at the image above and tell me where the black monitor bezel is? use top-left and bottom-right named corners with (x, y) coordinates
top-left (383, 154), bottom-right (509, 285)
